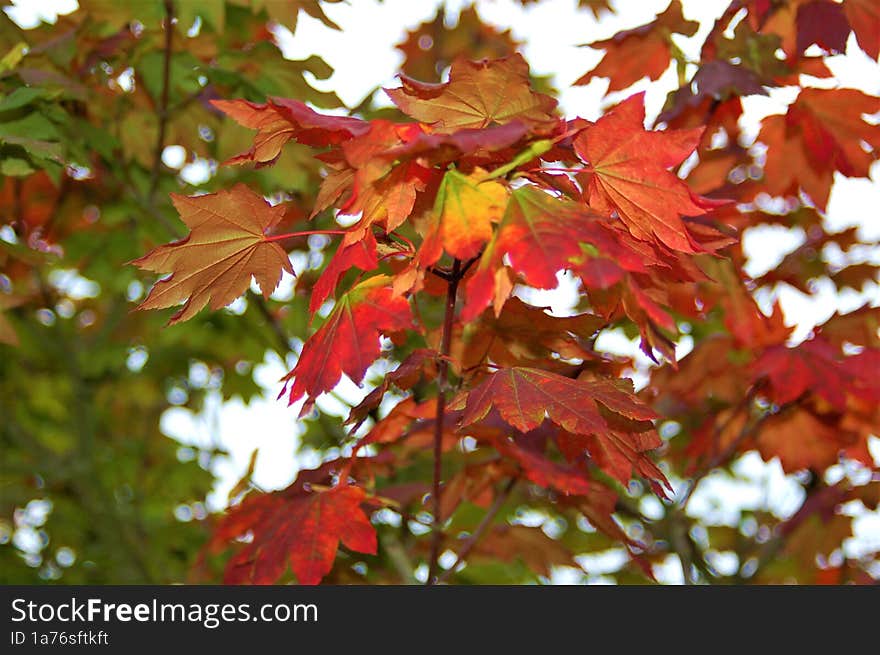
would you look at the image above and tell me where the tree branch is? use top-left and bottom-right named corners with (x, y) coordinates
top-left (149, 0), bottom-right (175, 201)
top-left (250, 291), bottom-right (290, 355)
top-left (427, 258), bottom-right (462, 585)
top-left (679, 390), bottom-right (787, 512)
top-left (436, 478), bottom-right (517, 584)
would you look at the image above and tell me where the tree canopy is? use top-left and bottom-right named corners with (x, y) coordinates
top-left (1, 0), bottom-right (878, 585)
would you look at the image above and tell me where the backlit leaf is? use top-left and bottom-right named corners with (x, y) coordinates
top-left (132, 184), bottom-right (293, 324)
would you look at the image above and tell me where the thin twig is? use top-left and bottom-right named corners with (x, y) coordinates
top-left (436, 478), bottom-right (517, 584)
top-left (427, 266), bottom-right (453, 282)
top-left (149, 0), bottom-right (175, 201)
top-left (427, 258), bottom-right (462, 585)
top-left (250, 291), bottom-right (290, 355)
top-left (264, 229), bottom-right (348, 243)
top-left (679, 389), bottom-right (781, 511)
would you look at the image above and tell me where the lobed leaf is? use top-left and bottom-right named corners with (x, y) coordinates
top-left (132, 184), bottom-right (293, 324)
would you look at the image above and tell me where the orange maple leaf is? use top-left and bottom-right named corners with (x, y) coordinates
top-left (132, 184), bottom-right (293, 324)
top-left (211, 97), bottom-right (367, 166)
top-left (575, 0), bottom-right (698, 92)
top-left (574, 93), bottom-right (723, 252)
top-left (414, 168), bottom-right (508, 269)
top-left (844, 0), bottom-right (880, 59)
top-left (752, 88), bottom-right (880, 210)
top-left (385, 53), bottom-right (558, 133)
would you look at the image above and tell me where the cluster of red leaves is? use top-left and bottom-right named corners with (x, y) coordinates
top-left (624, 0), bottom-right (880, 486)
top-left (135, 0), bottom-right (880, 584)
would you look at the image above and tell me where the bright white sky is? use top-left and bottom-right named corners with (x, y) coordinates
top-left (7, 0), bottom-right (879, 583)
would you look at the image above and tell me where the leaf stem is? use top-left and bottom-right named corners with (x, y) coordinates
top-left (264, 229), bottom-right (349, 243)
top-left (427, 257), bottom-right (462, 585)
top-left (525, 167), bottom-right (589, 174)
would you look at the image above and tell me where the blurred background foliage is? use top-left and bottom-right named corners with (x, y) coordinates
top-left (1, 0), bottom-right (877, 585)
top-left (0, 0), bottom-right (352, 583)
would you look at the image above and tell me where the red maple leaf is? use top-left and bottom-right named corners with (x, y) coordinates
top-left (309, 231), bottom-right (378, 314)
top-left (281, 275), bottom-right (412, 416)
top-left (459, 367), bottom-right (670, 493)
top-left (217, 484), bottom-right (376, 585)
top-left (211, 97), bottom-right (368, 166)
top-left (462, 186), bottom-right (606, 321)
top-left (752, 337), bottom-right (880, 411)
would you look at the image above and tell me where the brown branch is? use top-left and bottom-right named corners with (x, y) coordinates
top-left (250, 291), bottom-right (290, 355)
top-left (436, 478), bottom-right (517, 584)
top-left (427, 258), bottom-right (462, 585)
top-left (149, 0), bottom-right (175, 201)
top-left (679, 388), bottom-right (781, 511)
top-left (668, 511), bottom-right (698, 585)
top-left (427, 266), bottom-right (453, 282)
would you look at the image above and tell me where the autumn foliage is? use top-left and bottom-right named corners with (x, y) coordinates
top-left (2, 1), bottom-right (878, 585)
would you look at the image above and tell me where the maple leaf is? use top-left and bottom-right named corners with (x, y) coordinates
top-left (385, 53), bottom-right (558, 133)
top-left (576, 0), bottom-right (614, 19)
top-left (468, 524), bottom-right (577, 578)
top-left (493, 437), bottom-right (594, 496)
top-left (458, 297), bottom-right (605, 371)
top-left (342, 161), bottom-right (433, 236)
top-left (132, 184), bottom-right (293, 324)
top-left (212, 97), bottom-right (368, 166)
top-left (420, 168), bottom-right (508, 265)
top-left (575, 0), bottom-right (698, 92)
top-left (620, 281), bottom-right (679, 363)
top-left (395, 5), bottom-right (520, 83)
top-left (703, 258), bottom-right (793, 350)
top-left (819, 305), bottom-right (880, 350)
top-left (844, 0), bottom-right (880, 59)
top-left (218, 484), bottom-right (376, 585)
top-left (281, 275), bottom-right (412, 416)
top-left (574, 93), bottom-right (724, 252)
top-left (329, 121), bottom-right (434, 234)
top-left (462, 185), bottom-right (607, 321)
top-left (248, 0), bottom-right (344, 33)
top-left (346, 349), bottom-right (437, 432)
top-left (753, 88), bottom-right (880, 210)
top-left (830, 263), bottom-right (880, 292)
top-left (309, 230), bottom-right (378, 314)
top-left (518, 0), bottom-right (614, 19)
top-left (557, 428), bottom-right (668, 497)
top-left (312, 167), bottom-right (354, 218)
top-left (460, 368), bottom-right (657, 435)
top-left (756, 407), bottom-right (857, 473)
top-left (459, 367), bottom-right (669, 493)
top-left (658, 60), bottom-right (767, 126)
top-left (752, 337), bottom-right (879, 412)
top-left (795, 0), bottom-right (850, 55)
top-left (351, 396), bottom-right (439, 455)
top-left (381, 122), bottom-right (529, 169)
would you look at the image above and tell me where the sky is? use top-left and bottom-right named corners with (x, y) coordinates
top-left (6, 0), bottom-right (879, 583)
